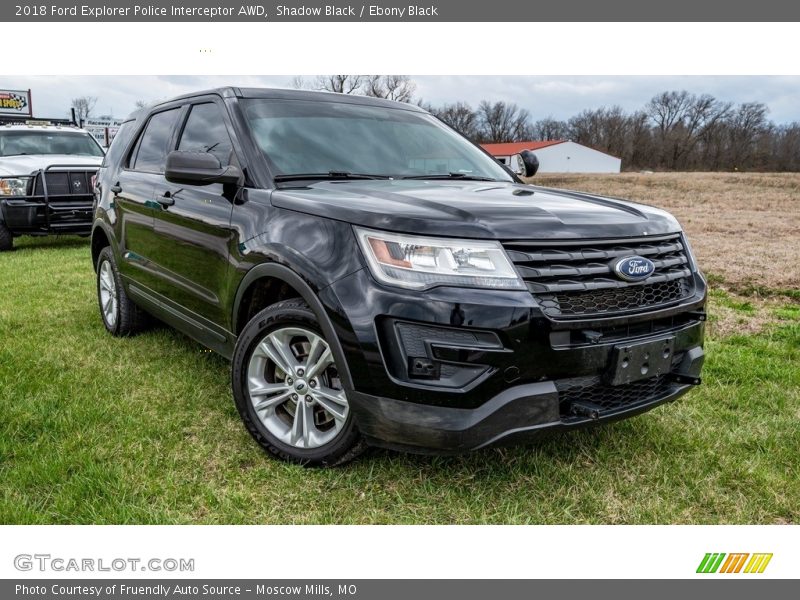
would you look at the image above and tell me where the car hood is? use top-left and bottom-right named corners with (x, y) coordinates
top-left (0, 154), bottom-right (103, 176)
top-left (270, 180), bottom-right (682, 239)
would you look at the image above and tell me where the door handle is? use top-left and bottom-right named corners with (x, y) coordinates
top-left (110, 183), bottom-right (122, 194)
top-left (156, 194), bottom-right (175, 208)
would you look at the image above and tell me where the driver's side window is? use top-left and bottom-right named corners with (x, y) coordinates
top-left (178, 102), bottom-right (235, 167)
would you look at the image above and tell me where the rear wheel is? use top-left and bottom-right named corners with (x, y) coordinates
top-left (0, 223), bottom-right (12, 251)
top-left (231, 298), bottom-right (366, 466)
top-left (96, 247), bottom-right (148, 335)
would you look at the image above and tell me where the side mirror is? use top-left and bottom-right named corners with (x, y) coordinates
top-left (165, 151), bottom-right (242, 186)
top-left (511, 150), bottom-right (540, 178)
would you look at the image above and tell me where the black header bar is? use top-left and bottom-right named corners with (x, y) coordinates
top-left (4, 0), bottom-right (800, 22)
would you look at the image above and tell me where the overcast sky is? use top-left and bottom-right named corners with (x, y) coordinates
top-left (2, 75), bottom-right (799, 124)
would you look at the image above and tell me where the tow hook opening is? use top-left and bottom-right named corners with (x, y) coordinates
top-left (669, 373), bottom-right (702, 385)
top-left (570, 400), bottom-right (603, 420)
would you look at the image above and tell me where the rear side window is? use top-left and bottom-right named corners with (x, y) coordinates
top-left (101, 120), bottom-right (135, 168)
top-left (131, 108), bottom-right (181, 172)
top-left (178, 103), bottom-right (235, 166)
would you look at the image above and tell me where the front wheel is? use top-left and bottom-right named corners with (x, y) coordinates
top-left (231, 298), bottom-right (366, 466)
top-left (96, 247), bottom-right (148, 335)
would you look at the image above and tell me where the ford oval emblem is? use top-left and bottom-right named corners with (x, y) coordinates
top-left (613, 256), bottom-right (655, 282)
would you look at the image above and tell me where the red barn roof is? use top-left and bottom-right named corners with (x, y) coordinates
top-left (481, 140), bottom-right (565, 156)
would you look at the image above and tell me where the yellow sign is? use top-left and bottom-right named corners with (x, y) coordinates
top-left (0, 89), bottom-right (32, 116)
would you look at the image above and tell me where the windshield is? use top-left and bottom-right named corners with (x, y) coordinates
top-left (242, 99), bottom-right (513, 182)
top-left (0, 130), bottom-right (105, 157)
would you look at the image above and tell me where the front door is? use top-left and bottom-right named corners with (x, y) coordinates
top-left (148, 101), bottom-right (239, 328)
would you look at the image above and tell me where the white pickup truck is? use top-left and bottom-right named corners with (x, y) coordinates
top-left (0, 120), bottom-right (104, 250)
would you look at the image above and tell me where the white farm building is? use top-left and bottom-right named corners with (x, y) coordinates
top-left (482, 140), bottom-right (622, 174)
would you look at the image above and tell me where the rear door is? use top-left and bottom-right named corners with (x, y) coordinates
top-left (147, 99), bottom-right (239, 328)
top-left (113, 106), bottom-right (183, 289)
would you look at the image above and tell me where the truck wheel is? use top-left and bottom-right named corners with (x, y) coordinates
top-left (231, 298), bottom-right (367, 467)
top-left (96, 247), bottom-right (148, 335)
top-left (0, 223), bottom-right (12, 251)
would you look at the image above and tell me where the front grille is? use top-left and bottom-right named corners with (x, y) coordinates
top-left (539, 279), bottom-right (691, 317)
top-left (557, 374), bottom-right (676, 416)
top-left (33, 170), bottom-right (95, 201)
top-left (503, 234), bottom-right (694, 318)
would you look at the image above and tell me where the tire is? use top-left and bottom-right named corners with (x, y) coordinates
top-left (231, 298), bottom-right (367, 467)
top-left (0, 222), bottom-right (12, 251)
top-left (96, 247), bottom-right (148, 336)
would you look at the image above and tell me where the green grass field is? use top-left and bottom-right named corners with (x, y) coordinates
top-left (1, 235), bottom-right (798, 524)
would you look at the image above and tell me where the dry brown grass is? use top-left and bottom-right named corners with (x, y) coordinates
top-left (529, 172), bottom-right (800, 294)
top-left (706, 293), bottom-right (787, 338)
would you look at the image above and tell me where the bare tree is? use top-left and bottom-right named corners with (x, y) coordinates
top-left (291, 74), bottom-right (367, 94)
top-left (477, 101), bottom-right (531, 143)
top-left (627, 110), bottom-right (655, 169)
top-left (315, 75), bottom-right (367, 94)
top-left (531, 117), bottom-right (568, 141)
top-left (567, 106), bottom-right (631, 159)
top-left (364, 75), bottom-right (416, 102)
top-left (647, 91), bottom-right (731, 169)
top-left (292, 74), bottom-right (417, 101)
top-left (426, 101), bottom-right (480, 140)
top-left (71, 96), bottom-right (97, 124)
top-left (726, 102), bottom-right (769, 168)
top-left (772, 122), bottom-right (800, 171)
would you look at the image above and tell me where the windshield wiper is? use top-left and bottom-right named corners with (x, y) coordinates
top-left (273, 171), bottom-right (392, 182)
top-left (400, 172), bottom-right (498, 182)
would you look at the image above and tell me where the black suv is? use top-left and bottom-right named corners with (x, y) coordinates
top-left (92, 88), bottom-right (706, 466)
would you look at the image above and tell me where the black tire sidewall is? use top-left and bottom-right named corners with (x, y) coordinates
top-left (0, 223), bottom-right (12, 251)
top-left (231, 300), bottom-right (362, 466)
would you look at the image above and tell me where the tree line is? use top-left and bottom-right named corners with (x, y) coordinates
top-left (423, 91), bottom-right (800, 172)
top-left (292, 76), bottom-right (800, 172)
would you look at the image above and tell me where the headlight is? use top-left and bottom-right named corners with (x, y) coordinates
top-left (355, 227), bottom-right (524, 290)
top-left (0, 177), bottom-right (29, 196)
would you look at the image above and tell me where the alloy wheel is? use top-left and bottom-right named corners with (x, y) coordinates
top-left (98, 260), bottom-right (118, 328)
top-left (246, 326), bottom-right (349, 449)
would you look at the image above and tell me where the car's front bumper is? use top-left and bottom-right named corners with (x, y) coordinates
top-left (322, 267), bottom-right (706, 452)
top-left (1, 197), bottom-right (93, 234)
top-left (1, 166), bottom-right (97, 235)
top-left (349, 375), bottom-right (698, 453)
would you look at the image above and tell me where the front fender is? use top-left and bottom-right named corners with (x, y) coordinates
top-left (230, 261), bottom-right (359, 393)
top-left (90, 217), bottom-right (117, 270)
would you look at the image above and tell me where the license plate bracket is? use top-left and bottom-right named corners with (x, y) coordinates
top-left (605, 336), bottom-right (675, 386)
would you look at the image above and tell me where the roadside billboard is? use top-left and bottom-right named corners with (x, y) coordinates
top-left (0, 89), bottom-right (32, 117)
